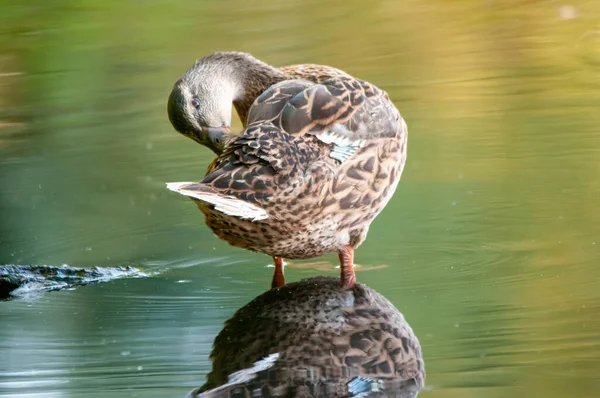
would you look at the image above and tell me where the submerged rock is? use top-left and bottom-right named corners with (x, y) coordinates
top-left (189, 276), bottom-right (425, 398)
top-left (0, 264), bottom-right (148, 300)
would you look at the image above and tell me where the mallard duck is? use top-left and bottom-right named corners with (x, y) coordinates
top-left (167, 52), bottom-right (407, 289)
top-left (188, 277), bottom-right (425, 398)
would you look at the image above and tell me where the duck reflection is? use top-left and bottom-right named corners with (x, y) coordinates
top-left (189, 277), bottom-right (424, 397)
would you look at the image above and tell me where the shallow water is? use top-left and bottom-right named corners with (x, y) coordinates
top-left (1, 1), bottom-right (600, 397)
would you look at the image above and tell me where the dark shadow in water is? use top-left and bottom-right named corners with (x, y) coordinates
top-left (190, 276), bottom-right (424, 398)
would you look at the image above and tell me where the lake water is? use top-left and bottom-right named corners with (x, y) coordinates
top-left (1, 1), bottom-right (599, 397)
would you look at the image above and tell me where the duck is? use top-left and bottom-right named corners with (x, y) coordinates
top-left (187, 277), bottom-right (425, 398)
top-left (166, 52), bottom-right (408, 289)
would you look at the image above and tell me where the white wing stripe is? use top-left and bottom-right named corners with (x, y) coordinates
top-left (166, 182), bottom-right (269, 221)
top-left (318, 125), bottom-right (366, 163)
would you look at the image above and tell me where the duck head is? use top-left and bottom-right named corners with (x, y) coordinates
top-left (167, 52), bottom-right (286, 155)
top-left (167, 59), bottom-right (240, 154)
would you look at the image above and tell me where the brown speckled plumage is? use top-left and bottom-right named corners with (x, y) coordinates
top-left (187, 277), bottom-right (425, 398)
top-left (167, 52), bottom-right (408, 288)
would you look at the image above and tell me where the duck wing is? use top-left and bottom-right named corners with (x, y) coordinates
top-left (167, 122), bottom-right (321, 221)
top-left (250, 76), bottom-right (405, 163)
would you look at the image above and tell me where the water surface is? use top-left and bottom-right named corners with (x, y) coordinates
top-left (1, 1), bottom-right (600, 397)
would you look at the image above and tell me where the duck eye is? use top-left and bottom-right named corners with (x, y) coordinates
top-left (192, 98), bottom-right (200, 109)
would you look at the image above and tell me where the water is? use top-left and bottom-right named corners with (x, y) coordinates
top-left (1, 0), bottom-right (600, 396)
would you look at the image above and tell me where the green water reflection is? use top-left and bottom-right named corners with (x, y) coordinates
top-left (1, 0), bottom-right (600, 397)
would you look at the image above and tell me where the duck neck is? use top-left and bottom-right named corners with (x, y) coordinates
top-left (223, 53), bottom-right (287, 127)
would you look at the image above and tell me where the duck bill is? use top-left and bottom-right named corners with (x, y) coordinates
top-left (189, 127), bottom-right (229, 155)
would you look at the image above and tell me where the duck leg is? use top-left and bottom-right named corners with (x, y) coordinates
top-left (338, 246), bottom-right (356, 288)
top-left (271, 256), bottom-right (286, 289)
